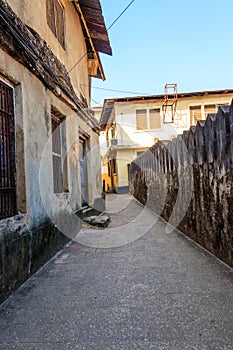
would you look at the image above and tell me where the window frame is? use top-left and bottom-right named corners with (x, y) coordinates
top-left (149, 108), bottom-right (161, 130)
top-left (189, 105), bottom-right (202, 125)
top-left (136, 108), bottom-right (162, 131)
top-left (136, 109), bottom-right (148, 130)
top-left (0, 79), bottom-right (17, 219)
top-left (51, 115), bottom-right (68, 193)
top-left (203, 103), bottom-right (230, 119)
top-left (204, 104), bottom-right (217, 118)
top-left (46, 0), bottom-right (66, 50)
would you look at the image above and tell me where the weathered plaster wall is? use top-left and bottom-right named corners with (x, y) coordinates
top-left (129, 103), bottom-right (233, 267)
top-left (6, 0), bottom-right (89, 102)
top-left (1, 50), bottom-right (102, 217)
top-left (1, 50), bottom-right (80, 226)
top-left (0, 24), bottom-right (101, 302)
top-left (0, 215), bottom-right (69, 304)
top-left (0, 54), bottom-right (68, 302)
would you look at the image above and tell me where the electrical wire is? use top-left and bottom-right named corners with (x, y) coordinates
top-left (81, 84), bottom-right (151, 96)
top-left (91, 97), bottom-right (101, 105)
top-left (68, 0), bottom-right (136, 73)
top-left (107, 0), bottom-right (136, 31)
top-left (68, 52), bottom-right (88, 73)
top-left (0, 5), bottom-right (85, 109)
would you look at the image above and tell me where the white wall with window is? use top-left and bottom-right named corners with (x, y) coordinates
top-left (136, 108), bottom-right (161, 130)
top-left (114, 103), bottom-right (173, 149)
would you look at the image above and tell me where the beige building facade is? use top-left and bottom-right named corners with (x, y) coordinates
top-left (99, 89), bottom-right (233, 193)
top-left (0, 0), bottom-right (111, 302)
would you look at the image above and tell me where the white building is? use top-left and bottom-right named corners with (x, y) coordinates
top-left (99, 88), bottom-right (233, 193)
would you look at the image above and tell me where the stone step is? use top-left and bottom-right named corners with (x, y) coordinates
top-left (82, 215), bottom-right (110, 228)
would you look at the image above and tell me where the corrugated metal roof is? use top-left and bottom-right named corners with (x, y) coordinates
top-left (78, 0), bottom-right (112, 56)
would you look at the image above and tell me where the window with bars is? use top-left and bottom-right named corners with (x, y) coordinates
top-left (149, 108), bottom-right (161, 129)
top-left (189, 105), bottom-right (202, 125)
top-left (0, 81), bottom-right (17, 219)
top-left (51, 116), bottom-right (68, 193)
top-left (46, 0), bottom-right (65, 49)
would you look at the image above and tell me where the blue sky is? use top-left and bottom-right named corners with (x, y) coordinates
top-left (91, 0), bottom-right (233, 105)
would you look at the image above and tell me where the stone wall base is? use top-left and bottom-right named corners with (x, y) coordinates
top-left (0, 219), bottom-right (69, 304)
top-left (129, 103), bottom-right (233, 268)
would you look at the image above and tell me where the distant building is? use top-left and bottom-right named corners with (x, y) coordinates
top-left (93, 103), bottom-right (112, 191)
top-left (0, 0), bottom-right (111, 302)
top-left (99, 88), bottom-right (233, 193)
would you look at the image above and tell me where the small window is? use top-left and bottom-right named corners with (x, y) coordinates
top-left (189, 105), bottom-right (202, 125)
top-left (51, 116), bottom-right (68, 193)
top-left (204, 104), bottom-right (217, 118)
top-left (136, 109), bottom-right (147, 130)
top-left (137, 151), bottom-right (144, 157)
top-left (46, 0), bottom-right (65, 49)
top-left (149, 109), bottom-right (161, 129)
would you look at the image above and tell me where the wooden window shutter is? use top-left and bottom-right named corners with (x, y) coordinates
top-left (51, 117), bottom-right (63, 193)
top-left (54, 0), bottom-right (65, 49)
top-left (190, 105), bottom-right (202, 125)
top-left (46, 0), bottom-right (56, 36)
top-left (149, 109), bottom-right (161, 129)
top-left (136, 110), bottom-right (147, 130)
top-left (46, 0), bottom-right (65, 49)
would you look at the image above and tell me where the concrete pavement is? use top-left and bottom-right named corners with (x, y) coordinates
top-left (0, 194), bottom-right (232, 349)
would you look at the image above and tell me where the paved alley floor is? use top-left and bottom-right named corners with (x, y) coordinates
top-left (0, 194), bottom-right (233, 350)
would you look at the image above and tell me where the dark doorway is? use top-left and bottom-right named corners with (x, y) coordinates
top-left (79, 138), bottom-right (88, 206)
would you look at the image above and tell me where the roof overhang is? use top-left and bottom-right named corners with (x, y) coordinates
top-left (99, 100), bottom-right (115, 129)
top-left (71, 0), bottom-right (112, 80)
top-left (103, 88), bottom-right (233, 103)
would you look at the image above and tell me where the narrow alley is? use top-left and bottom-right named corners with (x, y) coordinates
top-left (0, 194), bottom-right (232, 350)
